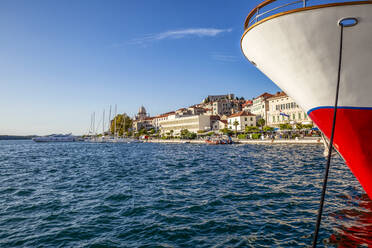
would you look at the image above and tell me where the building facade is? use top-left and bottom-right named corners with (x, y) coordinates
top-left (251, 92), bottom-right (273, 124)
top-left (204, 94), bottom-right (235, 103)
top-left (267, 92), bottom-right (313, 126)
top-left (212, 100), bottom-right (232, 116)
top-left (227, 111), bottom-right (256, 132)
top-left (132, 106), bottom-right (154, 132)
top-left (159, 114), bottom-right (211, 135)
top-left (152, 111), bottom-right (175, 131)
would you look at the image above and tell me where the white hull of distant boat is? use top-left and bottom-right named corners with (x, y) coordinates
top-left (33, 134), bottom-right (76, 142)
top-left (241, 1), bottom-right (372, 198)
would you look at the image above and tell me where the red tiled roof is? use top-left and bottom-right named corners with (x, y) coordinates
top-left (220, 120), bottom-right (228, 124)
top-left (228, 111), bottom-right (255, 118)
top-left (209, 115), bottom-right (220, 121)
top-left (155, 111), bottom-right (175, 118)
top-left (254, 92), bottom-right (273, 100)
top-left (242, 100), bottom-right (253, 107)
top-left (268, 91), bottom-right (287, 99)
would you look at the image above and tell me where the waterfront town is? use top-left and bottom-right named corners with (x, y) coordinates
top-left (109, 91), bottom-right (316, 140)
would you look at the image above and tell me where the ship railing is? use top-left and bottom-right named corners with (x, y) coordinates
top-left (244, 0), bottom-right (371, 29)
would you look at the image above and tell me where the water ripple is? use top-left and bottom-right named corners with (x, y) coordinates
top-left (0, 140), bottom-right (370, 247)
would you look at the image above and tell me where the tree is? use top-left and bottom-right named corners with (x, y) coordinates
top-left (207, 131), bottom-right (215, 136)
top-left (257, 118), bottom-right (265, 129)
top-left (189, 132), bottom-right (197, 139)
top-left (221, 128), bottom-right (233, 136)
top-left (233, 120), bottom-right (239, 137)
top-left (279, 123), bottom-right (292, 130)
top-left (138, 128), bottom-right (147, 135)
top-left (110, 114), bottom-right (133, 136)
top-left (245, 126), bottom-right (260, 133)
top-left (263, 126), bottom-right (275, 132)
top-left (180, 129), bottom-right (190, 139)
top-left (303, 124), bottom-right (314, 129)
top-left (180, 129), bottom-right (197, 139)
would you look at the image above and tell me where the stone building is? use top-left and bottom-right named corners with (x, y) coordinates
top-left (266, 92), bottom-right (313, 126)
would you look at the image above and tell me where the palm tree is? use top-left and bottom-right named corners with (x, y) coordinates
top-left (233, 120), bottom-right (239, 137)
top-left (257, 118), bottom-right (265, 130)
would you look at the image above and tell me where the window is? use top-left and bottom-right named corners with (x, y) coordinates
top-left (293, 113), bottom-right (295, 120)
top-left (272, 116), bottom-right (275, 122)
top-left (298, 113), bottom-right (302, 120)
top-left (250, 117), bottom-right (253, 121)
top-left (245, 117), bottom-right (247, 121)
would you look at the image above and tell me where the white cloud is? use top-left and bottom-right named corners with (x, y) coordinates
top-left (128, 28), bottom-right (232, 45)
top-left (211, 53), bottom-right (239, 62)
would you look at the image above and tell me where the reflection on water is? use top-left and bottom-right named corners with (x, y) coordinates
top-left (328, 194), bottom-right (372, 247)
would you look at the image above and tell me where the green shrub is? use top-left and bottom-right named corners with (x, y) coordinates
top-left (221, 128), bottom-right (233, 136)
top-left (251, 133), bottom-right (261, 139)
top-left (189, 132), bottom-right (197, 139)
top-left (237, 134), bottom-right (247, 139)
top-left (263, 126), bottom-right (275, 132)
top-left (207, 131), bottom-right (215, 136)
top-left (245, 126), bottom-right (260, 133)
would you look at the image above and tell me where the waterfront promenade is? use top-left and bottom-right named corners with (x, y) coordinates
top-left (145, 137), bottom-right (322, 145)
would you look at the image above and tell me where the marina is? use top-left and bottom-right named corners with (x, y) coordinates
top-left (1, 0), bottom-right (372, 246)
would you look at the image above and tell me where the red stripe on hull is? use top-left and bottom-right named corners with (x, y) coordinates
top-left (309, 108), bottom-right (372, 199)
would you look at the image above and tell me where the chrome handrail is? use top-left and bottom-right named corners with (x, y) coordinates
top-left (244, 0), bottom-right (371, 30)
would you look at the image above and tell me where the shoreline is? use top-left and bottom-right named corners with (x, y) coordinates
top-left (144, 138), bottom-right (323, 145)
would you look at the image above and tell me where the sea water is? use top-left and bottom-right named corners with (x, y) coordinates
top-left (0, 140), bottom-right (370, 247)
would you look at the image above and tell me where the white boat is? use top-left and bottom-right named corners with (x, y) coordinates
top-left (241, 0), bottom-right (372, 198)
top-left (33, 134), bottom-right (76, 142)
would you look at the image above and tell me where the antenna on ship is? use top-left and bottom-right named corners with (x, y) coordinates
top-left (312, 17), bottom-right (357, 248)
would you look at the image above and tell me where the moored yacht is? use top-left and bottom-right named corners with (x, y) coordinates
top-left (33, 134), bottom-right (76, 142)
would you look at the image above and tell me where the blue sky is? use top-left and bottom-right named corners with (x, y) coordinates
top-left (0, 0), bottom-right (282, 135)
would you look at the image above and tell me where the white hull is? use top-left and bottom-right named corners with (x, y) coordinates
top-left (241, 3), bottom-right (372, 113)
top-left (241, 1), bottom-right (372, 198)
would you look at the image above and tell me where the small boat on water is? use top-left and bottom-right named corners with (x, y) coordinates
top-left (33, 134), bottom-right (76, 142)
top-left (241, 0), bottom-right (372, 198)
top-left (205, 135), bottom-right (232, 145)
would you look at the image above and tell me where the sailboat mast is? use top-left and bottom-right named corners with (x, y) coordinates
top-left (93, 112), bottom-right (96, 137)
top-left (102, 109), bottom-right (105, 136)
top-left (108, 105), bottom-right (112, 136)
top-left (123, 113), bottom-right (126, 137)
top-left (114, 104), bottom-right (117, 138)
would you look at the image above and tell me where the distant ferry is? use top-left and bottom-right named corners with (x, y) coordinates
top-left (241, 1), bottom-right (372, 198)
top-left (33, 134), bottom-right (76, 142)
